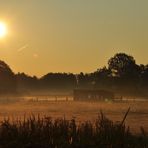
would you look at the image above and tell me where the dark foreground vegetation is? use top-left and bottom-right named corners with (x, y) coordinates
top-left (0, 109), bottom-right (148, 148)
top-left (1, 52), bottom-right (148, 97)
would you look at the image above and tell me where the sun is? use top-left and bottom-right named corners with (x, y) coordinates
top-left (0, 22), bottom-right (7, 38)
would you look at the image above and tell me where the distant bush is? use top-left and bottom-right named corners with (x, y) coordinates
top-left (0, 109), bottom-right (147, 148)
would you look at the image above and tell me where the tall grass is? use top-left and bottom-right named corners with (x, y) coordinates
top-left (0, 109), bottom-right (147, 148)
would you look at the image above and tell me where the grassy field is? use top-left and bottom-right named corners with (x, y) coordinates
top-left (1, 108), bottom-right (148, 148)
top-left (0, 100), bottom-right (148, 134)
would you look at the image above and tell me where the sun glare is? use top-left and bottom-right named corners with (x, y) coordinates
top-left (0, 22), bottom-right (7, 38)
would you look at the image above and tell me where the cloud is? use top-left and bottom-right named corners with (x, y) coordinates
top-left (17, 44), bottom-right (29, 52)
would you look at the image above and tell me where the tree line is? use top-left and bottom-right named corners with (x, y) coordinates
top-left (0, 53), bottom-right (148, 96)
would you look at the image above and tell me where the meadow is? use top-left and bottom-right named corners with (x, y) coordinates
top-left (0, 99), bottom-right (148, 147)
top-left (0, 99), bottom-right (148, 134)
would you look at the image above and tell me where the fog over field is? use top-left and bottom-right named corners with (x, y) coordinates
top-left (0, 100), bottom-right (148, 134)
top-left (1, 0), bottom-right (148, 147)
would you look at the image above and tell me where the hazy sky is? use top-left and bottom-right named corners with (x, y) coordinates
top-left (0, 0), bottom-right (148, 76)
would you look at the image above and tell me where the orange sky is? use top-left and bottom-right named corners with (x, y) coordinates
top-left (0, 0), bottom-right (148, 76)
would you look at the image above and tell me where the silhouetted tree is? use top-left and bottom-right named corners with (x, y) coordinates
top-left (0, 52), bottom-right (148, 97)
top-left (139, 64), bottom-right (148, 87)
top-left (93, 67), bottom-right (112, 89)
top-left (16, 73), bottom-right (39, 92)
top-left (108, 53), bottom-right (141, 94)
top-left (77, 72), bottom-right (95, 88)
top-left (0, 60), bottom-right (16, 94)
top-left (40, 73), bottom-right (77, 90)
top-left (108, 53), bottom-right (139, 78)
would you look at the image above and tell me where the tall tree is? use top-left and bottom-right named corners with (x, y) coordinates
top-left (108, 53), bottom-right (140, 78)
top-left (0, 60), bottom-right (16, 93)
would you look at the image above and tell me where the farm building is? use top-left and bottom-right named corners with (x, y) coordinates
top-left (73, 89), bottom-right (114, 100)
